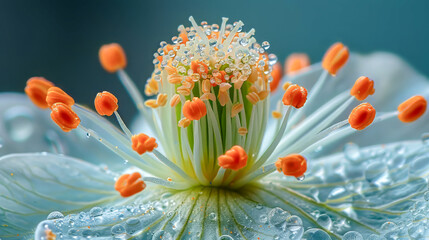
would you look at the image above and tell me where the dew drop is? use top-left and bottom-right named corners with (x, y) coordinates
top-left (424, 191), bottom-right (429, 201)
top-left (86, 132), bottom-right (91, 138)
top-left (316, 214), bottom-right (332, 230)
top-left (364, 162), bottom-right (390, 187)
top-left (259, 214), bottom-right (268, 224)
top-left (380, 221), bottom-right (397, 233)
top-left (152, 230), bottom-right (173, 240)
top-left (268, 207), bottom-right (290, 228)
top-left (255, 203), bottom-right (263, 210)
top-left (286, 215), bottom-right (304, 239)
top-left (261, 41), bottom-right (270, 50)
top-left (218, 235), bottom-right (234, 240)
top-left (4, 106), bottom-right (35, 142)
top-left (342, 231), bottom-right (363, 240)
top-left (343, 142), bottom-right (361, 162)
top-left (47, 211), bottom-right (64, 220)
top-left (268, 54), bottom-right (278, 65)
top-left (208, 212), bottom-right (217, 221)
top-left (89, 207), bottom-right (103, 217)
top-left (296, 175), bottom-right (305, 181)
top-left (421, 132), bottom-right (429, 146)
top-left (111, 224), bottom-right (125, 235)
top-left (302, 228), bottom-right (331, 240)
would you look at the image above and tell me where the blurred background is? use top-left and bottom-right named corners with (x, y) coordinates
top-left (1, 0), bottom-right (428, 122)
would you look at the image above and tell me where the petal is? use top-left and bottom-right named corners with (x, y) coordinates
top-left (0, 153), bottom-right (120, 239)
top-left (0, 93), bottom-right (126, 171)
top-left (34, 141), bottom-right (429, 239)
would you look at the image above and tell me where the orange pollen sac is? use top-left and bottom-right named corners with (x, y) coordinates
top-left (282, 84), bottom-right (308, 108)
top-left (131, 133), bottom-right (158, 155)
top-left (275, 154), bottom-right (307, 178)
top-left (50, 103), bottom-right (81, 132)
top-left (94, 91), bottom-right (119, 116)
top-left (182, 97), bottom-right (207, 120)
top-left (270, 62), bottom-right (283, 92)
top-left (348, 103), bottom-right (376, 130)
top-left (397, 95), bottom-right (427, 123)
top-left (322, 42), bottom-right (349, 75)
top-left (218, 145), bottom-right (248, 171)
top-left (115, 172), bottom-right (146, 197)
top-left (24, 77), bottom-right (55, 109)
top-left (99, 43), bottom-right (127, 73)
top-left (285, 53), bottom-right (310, 75)
top-left (350, 76), bottom-right (375, 101)
top-left (46, 87), bottom-right (75, 108)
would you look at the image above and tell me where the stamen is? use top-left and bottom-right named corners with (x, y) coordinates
top-left (285, 53), bottom-right (310, 75)
top-left (231, 103), bottom-right (243, 118)
top-left (350, 76), bottom-right (375, 101)
top-left (178, 118), bottom-right (192, 128)
top-left (348, 103), bottom-right (376, 130)
top-left (238, 127), bottom-right (248, 136)
top-left (144, 79), bottom-right (159, 96)
top-left (170, 94), bottom-right (181, 107)
top-left (269, 62), bottom-right (283, 92)
top-left (24, 77), bottom-right (54, 109)
top-left (131, 133), bottom-right (158, 154)
top-left (50, 103), bottom-right (80, 132)
top-left (144, 99), bottom-right (159, 108)
top-left (156, 93), bottom-right (168, 107)
top-left (246, 92), bottom-right (260, 105)
top-left (218, 145), bottom-right (248, 171)
top-left (46, 87), bottom-right (75, 108)
top-left (115, 172), bottom-right (146, 197)
top-left (398, 95), bottom-right (427, 122)
top-left (322, 42), bottom-right (349, 75)
top-left (183, 97), bottom-right (207, 120)
top-left (272, 111), bottom-right (282, 119)
top-left (275, 154), bottom-right (307, 178)
top-left (99, 43), bottom-right (127, 73)
top-left (94, 91), bottom-right (118, 116)
top-left (282, 84), bottom-right (308, 108)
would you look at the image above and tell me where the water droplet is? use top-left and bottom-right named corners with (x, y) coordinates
top-left (380, 221), bottom-right (397, 233)
top-left (421, 132), bottom-right (429, 146)
top-left (218, 235), bottom-right (234, 240)
top-left (302, 228), bottom-right (331, 240)
top-left (424, 191), bottom-right (429, 201)
top-left (342, 231), bottom-right (363, 240)
top-left (268, 54), bottom-right (278, 65)
top-left (259, 214), bottom-right (268, 224)
top-left (86, 132), bottom-right (91, 138)
top-left (111, 224), bottom-right (125, 235)
top-left (296, 175), bottom-right (305, 181)
top-left (255, 203), bottom-right (263, 210)
top-left (4, 106), bottom-right (35, 142)
top-left (344, 142), bottom-right (361, 162)
top-left (89, 207), bottom-right (103, 217)
top-left (208, 212), bottom-right (217, 221)
top-left (47, 211), bottom-right (64, 220)
top-left (268, 207), bottom-right (290, 228)
top-left (261, 41), bottom-right (270, 50)
top-left (286, 215), bottom-right (304, 239)
top-left (364, 162), bottom-right (390, 187)
top-left (316, 214), bottom-right (332, 230)
top-left (153, 230), bottom-right (173, 240)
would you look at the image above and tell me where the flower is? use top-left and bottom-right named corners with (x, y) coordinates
top-left (1, 17), bottom-right (429, 240)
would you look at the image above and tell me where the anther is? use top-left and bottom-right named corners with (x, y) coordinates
top-left (238, 127), bottom-right (248, 136)
top-left (94, 91), bottom-right (118, 116)
top-left (272, 111), bottom-right (282, 119)
top-left (45, 229), bottom-right (56, 240)
top-left (178, 118), bottom-right (192, 128)
top-left (144, 78), bottom-right (159, 96)
top-left (183, 97), bottom-right (207, 120)
top-left (322, 42), bottom-right (349, 75)
top-left (201, 93), bottom-right (216, 101)
top-left (24, 77), bottom-right (55, 109)
top-left (115, 172), bottom-right (146, 197)
top-left (231, 103), bottom-right (243, 117)
top-left (156, 94), bottom-right (168, 107)
top-left (202, 79), bottom-right (211, 93)
top-left (99, 43), bottom-right (127, 73)
top-left (177, 85), bottom-right (192, 96)
top-left (270, 62), bottom-right (283, 92)
top-left (275, 154), bottom-right (307, 178)
top-left (218, 83), bottom-right (232, 106)
top-left (258, 90), bottom-right (269, 101)
top-left (350, 76), bottom-right (375, 101)
top-left (282, 82), bottom-right (292, 91)
top-left (397, 95), bottom-right (427, 123)
top-left (131, 133), bottom-right (158, 154)
top-left (246, 92), bottom-right (260, 105)
top-left (282, 84), bottom-right (307, 108)
top-left (144, 99), bottom-right (159, 108)
top-left (168, 74), bottom-right (183, 84)
top-left (348, 102), bottom-right (376, 130)
top-left (170, 94), bottom-right (181, 107)
top-left (50, 103), bottom-right (80, 132)
top-left (285, 53), bottom-right (310, 75)
top-left (218, 145), bottom-right (248, 171)
top-left (46, 87), bottom-right (75, 108)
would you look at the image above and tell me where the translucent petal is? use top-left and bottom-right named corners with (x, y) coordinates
top-left (35, 141), bottom-right (429, 239)
top-left (0, 153), bottom-right (120, 239)
top-left (0, 93), bottom-right (126, 171)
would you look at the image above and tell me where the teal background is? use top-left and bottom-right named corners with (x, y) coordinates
top-left (1, 0), bottom-right (428, 122)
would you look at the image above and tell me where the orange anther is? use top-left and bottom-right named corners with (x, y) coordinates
top-left (270, 62), bottom-right (283, 92)
top-left (258, 90), bottom-right (269, 101)
top-left (182, 97), bottom-right (207, 120)
top-left (45, 229), bottom-right (56, 240)
top-left (156, 94), bottom-right (168, 107)
top-left (144, 99), bottom-right (158, 108)
top-left (24, 77), bottom-right (55, 109)
top-left (115, 172), bottom-right (146, 198)
top-left (350, 76), bottom-right (375, 101)
top-left (246, 92), bottom-right (260, 105)
top-left (348, 103), bottom-right (376, 130)
top-left (46, 87), bottom-right (75, 108)
top-left (275, 154), bottom-right (307, 178)
top-left (50, 103), bottom-right (80, 132)
top-left (397, 96), bottom-right (427, 123)
top-left (231, 103), bottom-right (243, 118)
top-left (191, 61), bottom-right (208, 75)
top-left (145, 78), bottom-right (159, 96)
top-left (177, 85), bottom-right (192, 96)
top-left (131, 133), bottom-right (157, 154)
top-left (94, 91), bottom-right (118, 116)
top-left (238, 127), bottom-right (248, 136)
top-left (282, 82), bottom-right (292, 91)
top-left (272, 111), bottom-right (282, 119)
top-left (218, 145), bottom-right (248, 171)
top-left (282, 84), bottom-right (307, 108)
top-left (179, 32), bottom-right (189, 45)
top-left (99, 43), bottom-right (127, 73)
top-left (170, 94), bottom-right (181, 107)
top-left (178, 117), bottom-right (192, 128)
top-left (285, 53), bottom-right (310, 75)
top-left (322, 42), bottom-right (349, 75)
